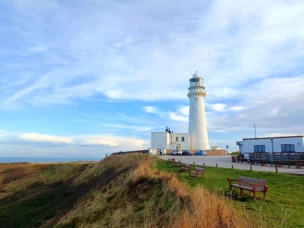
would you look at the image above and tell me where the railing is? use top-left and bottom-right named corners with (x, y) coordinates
top-left (244, 152), bottom-right (304, 168)
top-left (247, 152), bottom-right (304, 160)
top-left (188, 87), bottom-right (206, 95)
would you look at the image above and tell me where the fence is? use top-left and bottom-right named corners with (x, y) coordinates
top-left (242, 152), bottom-right (304, 168)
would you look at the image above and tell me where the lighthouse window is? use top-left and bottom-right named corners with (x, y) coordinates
top-left (175, 137), bottom-right (179, 142)
top-left (190, 78), bottom-right (200, 82)
top-left (181, 137), bottom-right (185, 142)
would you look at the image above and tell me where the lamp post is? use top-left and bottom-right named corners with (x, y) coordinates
top-left (271, 138), bottom-right (274, 167)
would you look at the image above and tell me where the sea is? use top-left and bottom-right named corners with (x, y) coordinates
top-left (0, 157), bottom-right (103, 163)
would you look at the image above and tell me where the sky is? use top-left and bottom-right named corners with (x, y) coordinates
top-left (0, 0), bottom-right (304, 158)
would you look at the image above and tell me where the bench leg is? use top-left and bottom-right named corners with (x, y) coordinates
top-left (240, 189), bottom-right (243, 197)
top-left (229, 185), bottom-right (232, 196)
top-left (263, 191), bottom-right (266, 200)
top-left (253, 190), bottom-right (256, 200)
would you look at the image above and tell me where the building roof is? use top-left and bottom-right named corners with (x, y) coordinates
top-left (243, 136), bottom-right (304, 140)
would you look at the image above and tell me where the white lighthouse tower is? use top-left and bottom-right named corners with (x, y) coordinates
top-left (188, 71), bottom-right (210, 150)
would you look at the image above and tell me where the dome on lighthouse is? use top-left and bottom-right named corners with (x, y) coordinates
top-left (193, 71), bottom-right (201, 78)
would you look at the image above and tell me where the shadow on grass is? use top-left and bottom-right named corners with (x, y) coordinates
top-left (0, 167), bottom-right (131, 228)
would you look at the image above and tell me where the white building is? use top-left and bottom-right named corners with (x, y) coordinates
top-left (151, 72), bottom-right (210, 153)
top-left (237, 136), bottom-right (304, 158)
top-left (151, 132), bottom-right (190, 151)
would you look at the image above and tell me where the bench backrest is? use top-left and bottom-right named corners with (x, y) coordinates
top-left (195, 167), bottom-right (204, 174)
top-left (238, 176), bottom-right (266, 191)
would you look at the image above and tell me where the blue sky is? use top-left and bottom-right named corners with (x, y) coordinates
top-left (0, 0), bottom-right (304, 158)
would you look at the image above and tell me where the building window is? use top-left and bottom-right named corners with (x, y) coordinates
top-left (281, 144), bottom-right (295, 152)
top-left (254, 145), bottom-right (265, 152)
top-left (181, 137), bottom-right (185, 142)
top-left (175, 137), bottom-right (178, 142)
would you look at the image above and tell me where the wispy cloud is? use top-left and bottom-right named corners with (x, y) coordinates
top-left (208, 103), bottom-right (226, 112)
top-left (19, 133), bottom-right (73, 144)
top-left (1, 0), bottom-right (303, 108)
top-left (0, 0), bottom-right (303, 154)
top-left (143, 106), bottom-right (158, 114)
top-left (82, 135), bottom-right (148, 149)
top-left (0, 130), bottom-right (149, 156)
top-left (168, 112), bottom-right (188, 122)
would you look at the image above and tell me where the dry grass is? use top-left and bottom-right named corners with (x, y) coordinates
top-left (0, 162), bottom-right (91, 200)
top-left (0, 155), bottom-right (261, 227)
top-left (0, 163), bottom-right (44, 199)
top-left (131, 158), bottom-right (256, 228)
top-left (72, 154), bottom-right (146, 186)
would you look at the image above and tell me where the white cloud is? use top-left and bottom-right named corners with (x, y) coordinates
top-left (1, 0), bottom-right (303, 108)
top-left (82, 135), bottom-right (149, 149)
top-left (208, 103), bottom-right (226, 112)
top-left (177, 106), bottom-right (189, 116)
top-left (168, 112), bottom-right (188, 122)
top-left (19, 133), bottom-right (74, 144)
top-left (143, 106), bottom-right (158, 114)
top-left (1, 0), bottom-right (304, 154)
top-left (229, 106), bottom-right (245, 111)
top-left (101, 124), bottom-right (153, 132)
top-left (1, 130), bottom-right (149, 153)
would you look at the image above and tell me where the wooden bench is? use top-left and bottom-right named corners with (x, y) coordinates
top-left (168, 158), bottom-right (175, 163)
top-left (189, 167), bottom-right (204, 178)
top-left (227, 176), bottom-right (268, 200)
top-left (174, 160), bottom-right (182, 167)
top-left (183, 164), bottom-right (190, 171)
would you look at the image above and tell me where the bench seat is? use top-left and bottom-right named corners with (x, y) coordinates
top-left (174, 160), bottom-right (182, 167)
top-left (189, 167), bottom-right (204, 178)
top-left (230, 184), bottom-right (253, 191)
top-left (183, 164), bottom-right (190, 171)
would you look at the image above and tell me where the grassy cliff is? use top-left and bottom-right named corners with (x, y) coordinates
top-left (0, 155), bottom-right (257, 228)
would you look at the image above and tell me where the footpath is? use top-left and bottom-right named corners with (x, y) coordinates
top-left (161, 155), bottom-right (304, 175)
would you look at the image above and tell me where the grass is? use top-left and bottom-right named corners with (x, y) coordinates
top-left (155, 159), bottom-right (304, 227)
top-left (0, 162), bottom-right (93, 228)
top-left (2, 154), bottom-right (300, 227)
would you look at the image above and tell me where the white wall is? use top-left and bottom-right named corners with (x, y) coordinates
top-left (149, 148), bottom-right (157, 155)
top-left (171, 133), bottom-right (190, 150)
top-left (151, 132), bottom-right (190, 151)
top-left (273, 137), bottom-right (304, 152)
top-left (151, 132), bottom-right (168, 151)
top-left (242, 139), bottom-right (272, 153)
top-left (240, 137), bottom-right (304, 154)
top-left (188, 94), bottom-right (209, 150)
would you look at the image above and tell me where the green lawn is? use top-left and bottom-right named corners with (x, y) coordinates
top-left (156, 159), bottom-right (304, 228)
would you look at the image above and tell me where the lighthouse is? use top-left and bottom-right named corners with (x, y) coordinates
top-left (188, 71), bottom-right (210, 150)
top-left (151, 71), bottom-right (212, 154)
